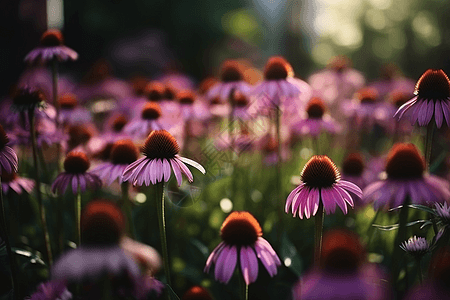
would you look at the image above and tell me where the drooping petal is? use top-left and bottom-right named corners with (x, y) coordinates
top-left (240, 246), bottom-right (258, 285)
top-left (162, 159), bottom-right (172, 182)
top-left (435, 101), bottom-right (444, 128)
top-left (215, 245), bottom-right (237, 284)
top-left (285, 184), bottom-right (304, 213)
top-left (170, 159), bottom-right (183, 186)
top-left (174, 158), bottom-right (193, 182)
top-left (178, 156), bottom-right (206, 174)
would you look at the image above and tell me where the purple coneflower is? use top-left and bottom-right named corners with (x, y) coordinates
top-left (24, 29), bottom-right (78, 64)
top-left (0, 125), bottom-right (18, 175)
top-left (204, 211), bottom-right (281, 285)
top-left (293, 229), bottom-right (390, 300)
top-left (206, 60), bottom-right (252, 101)
top-left (124, 102), bottom-right (165, 139)
top-left (369, 63), bottom-right (415, 99)
top-left (253, 56), bottom-right (308, 110)
top-left (363, 143), bottom-right (450, 210)
top-left (26, 280), bottom-right (72, 300)
top-left (52, 200), bottom-right (140, 282)
top-left (394, 69), bottom-right (450, 128)
top-left (122, 130), bottom-right (205, 186)
top-left (308, 55), bottom-right (365, 106)
top-left (290, 97), bottom-right (340, 138)
top-left (1, 172), bottom-right (34, 195)
top-left (435, 202), bottom-right (450, 227)
top-left (91, 139), bottom-right (139, 186)
top-left (51, 151), bottom-right (102, 195)
top-left (182, 286), bottom-right (213, 300)
top-left (286, 155), bottom-right (362, 219)
top-left (58, 93), bottom-right (92, 125)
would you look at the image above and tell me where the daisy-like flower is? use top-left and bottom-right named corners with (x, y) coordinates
top-left (293, 229), bottom-right (390, 300)
top-left (177, 90), bottom-right (210, 121)
top-left (11, 85), bottom-right (46, 113)
top-left (253, 56), bottom-right (311, 112)
top-left (182, 286), bottom-right (213, 300)
top-left (394, 69), bottom-right (450, 128)
top-left (363, 143), bottom-right (450, 210)
top-left (286, 155), bottom-right (362, 218)
top-left (120, 236), bottom-right (162, 275)
top-left (91, 139), bottom-right (139, 186)
top-left (124, 102), bottom-right (165, 139)
top-left (0, 125), bottom-right (18, 175)
top-left (400, 236), bottom-right (429, 259)
top-left (52, 200), bottom-right (139, 282)
top-left (206, 60), bottom-right (252, 101)
top-left (122, 130), bottom-right (205, 186)
top-left (308, 55), bottom-right (365, 106)
top-left (51, 151), bottom-right (102, 194)
top-left (290, 97), bottom-right (340, 137)
top-left (26, 280), bottom-right (72, 300)
top-left (58, 93), bottom-right (92, 125)
top-left (204, 211), bottom-right (281, 285)
top-left (1, 171), bottom-right (34, 195)
top-left (24, 29), bottom-right (78, 64)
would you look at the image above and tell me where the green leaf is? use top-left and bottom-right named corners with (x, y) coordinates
top-left (407, 204), bottom-right (436, 215)
top-left (373, 220), bottom-right (429, 231)
top-left (11, 247), bottom-right (46, 268)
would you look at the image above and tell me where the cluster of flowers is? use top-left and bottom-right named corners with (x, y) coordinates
top-left (0, 27), bottom-right (450, 300)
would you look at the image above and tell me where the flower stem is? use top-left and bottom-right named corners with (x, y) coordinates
top-left (417, 258), bottom-right (423, 284)
top-left (0, 179), bottom-right (19, 300)
top-left (28, 110), bottom-right (53, 266)
top-left (314, 201), bottom-right (324, 266)
top-left (155, 182), bottom-right (172, 297)
top-left (120, 182), bottom-right (135, 239)
top-left (52, 58), bottom-right (62, 173)
top-left (228, 88), bottom-right (236, 151)
top-left (424, 121), bottom-right (435, 171)
top-left (240, 276), bottom-right (248, 300)
top-left (275, 104), bottom-right (283, 244)
top-left (392, 199), bottom-right (410, 285)
top-left (75, 189), bottom-right (81, 247)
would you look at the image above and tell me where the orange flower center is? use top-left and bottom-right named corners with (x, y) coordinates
top-left (220, 211), bottom-right (262, 246)
top-left (141, 102), bottom-right (162, 120)
top-left (415, 69), bottom-right (450, 100)
top-left (342, 153), bottom-right (364, 177)
top-left (385, 143), bottom-right (424, 179)
top-left (110, 140), bottom-right (139, 165)
top-left (64, 151), bottom-right (90, 174)
top-left (142, 130), bottom-right (180, 159)
top-left (306, 97), bottom-right (326, 119)
top-left (301, 155), bottom-right (340, 188)
top-left (59, 93), bottom-right (78, 109)
top-left (264, 56), bottom-right (294, 80)
top-left (40, 29), bottom-right (64, 46)
top-left (145, 82), bottom-right (165, 102)
top-left (221, 61), bottom-right (244, 83)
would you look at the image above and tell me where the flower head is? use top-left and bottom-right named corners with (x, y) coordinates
top-left (81, 200), bottom-right (125, 246)
top-left (0, 125), bottom-right (18, 175)
top-left (204, 211), bottom-right (281, 285)
top-left (264, 56), bottom-right (294, 80)
top-left (435, 202), bottom-right (450, 227)
top-left (51, 151), bottom-right (102, 194)
top-left (122, 130), bottom-right (205, 186)
top-left (363, 143), bottom-right (450, 210)
top-left (206, 60), bottom-right (251, 101)
top-left (285, 155), bottom-right (362, 218)
top-left (1, 171), bottom-right (34, 195)
top-left (52, 200), bottom-right (139, 283)
top-left (26, 280), bottom-right (72, 300)
top-left (182, 286), bottom-right (213, 300)
top-left (400, 236), bottom-right (429, 259)
top-left (91, 139), bottom-right (139, 185)
top-left (145, 81), bottom-right (165, 102)
top-left (12, 86), bottom-right (46, 112)
top-left (24, 29), bottom-right (78, 64)
top-left (394, 69), bottom-right (450, 128)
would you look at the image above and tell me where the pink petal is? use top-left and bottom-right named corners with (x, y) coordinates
top-left (435, 101), bottom-right (443, 128)
top-left (240, 246), bottom-right (258, 285)
top-left (170, 159), bottom-right (183, 186)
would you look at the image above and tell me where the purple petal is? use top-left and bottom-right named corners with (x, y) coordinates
top-left (435, 101), bottom-right (444, 128)
top-left (215, 245), bottom-right (237, 284)
top-left (286, 184), bottom-right (304, 213)
top-left (321, 188), bottom-right (336, 214)
top-left (339, 180), bottom-right (363, 199)
top-left (174, 158), bottom-right (193, 182)
top-left (162, 159), bottom-right (171, 182)
top-left (170, 159), bottom-right (182, 186)
top-left (441, 100), bottom-right (450, 127)
top-left (178, 156), bottom-right (206, 174)
top-left (240, 246), bottom-right (258, 285)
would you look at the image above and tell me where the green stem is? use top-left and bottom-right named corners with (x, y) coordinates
top-left (121, 182), bottom-right (135, 239)
top-left (29, 110), bottom-right (53, 266)
top-left (314, 201), bottom-right (324, 266)
top-left (241, 277), bottom-right (248, 300)
top-left (155, 182), bottom-right (172, 298)
top-left (275, 104), bottom-right (283, 244)
top-left (228, 88), bottom-right (236, 151)
top-left (0, 179), bottom-right (19, 300)
top-left (75, 190), bottom-right (81, 247)
top-left (367, 210), bottom-right (381, 249)
top-left (52, 58), bottom-right (62, 173)
top-left (424, 122), bottom-right (435, 172)
top-left (392, 199), bottom-right (410, 284)
top-left (417, 259), bottom-right (423, 284)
